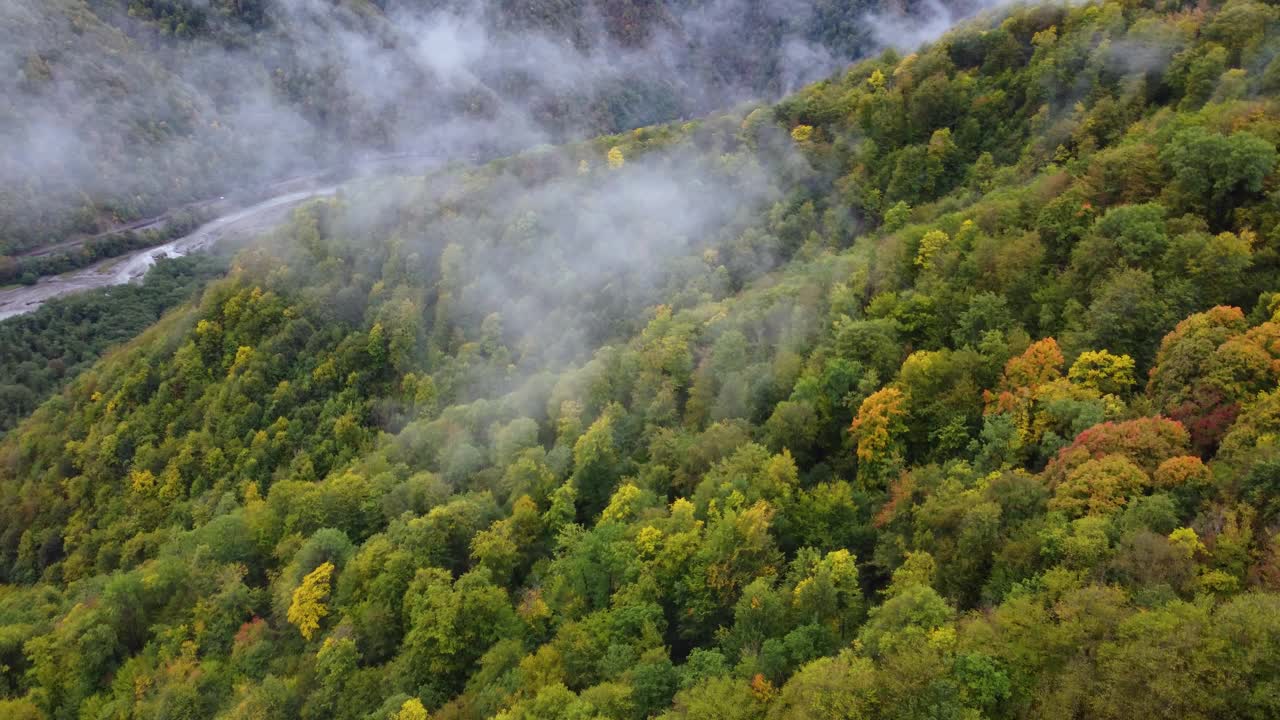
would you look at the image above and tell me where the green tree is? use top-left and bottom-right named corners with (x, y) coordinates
top-left (1160, 127), bottom-right (1277, 226)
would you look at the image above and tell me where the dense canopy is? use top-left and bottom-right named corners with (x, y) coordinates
top-left (3, 0), bottom-right (1280, 718)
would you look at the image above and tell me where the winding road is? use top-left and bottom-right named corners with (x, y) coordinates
top-left (0, 186), bottom-right (339, 320)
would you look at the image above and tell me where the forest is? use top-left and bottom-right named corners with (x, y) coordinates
top-left (2, 0), bottom-right (1280, 718)
top-left (0, 212), bottom-right (209, 286)
top-left (1, 0), bottom-right (918, 270)
top-left (0, 254), bottom-right (227, 435)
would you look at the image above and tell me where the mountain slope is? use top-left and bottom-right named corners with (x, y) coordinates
top-left (2, 0), bottom-right (1280, 718)
top-left (1, 0), bottom-right (946, 263)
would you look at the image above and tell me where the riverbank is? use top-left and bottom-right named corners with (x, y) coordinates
top-left (0, 186), bottom-right (338, 320)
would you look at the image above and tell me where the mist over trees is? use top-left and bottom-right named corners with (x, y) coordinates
top-left (0, 0), bottom-right (967, 260)
top-left (2, 0), bottom-right (1280, 718)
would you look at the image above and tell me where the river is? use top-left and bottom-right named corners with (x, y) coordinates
top-left (0, 186), bottom-right (339, 321)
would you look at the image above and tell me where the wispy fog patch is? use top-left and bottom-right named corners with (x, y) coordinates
top-left (864, 0), bottom-right (1016, 51)
top-left (1, 0), bottom-right (1000, 249)
top-left (390, 130), bottom-right (794, 375)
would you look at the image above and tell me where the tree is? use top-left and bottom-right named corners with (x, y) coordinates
top-left (288, 561), bottom-right (334, 641)
top-left (1160, 127), bottom-right (1277, 226)
top-left (1068, 350), bottom-right (1136, 396)
top-left (883, 201), bottom-right (911, 231)
top-left (663, 676), bottom-right (766, 720)
top-left (1083, 269), bottom-right (1170, 371)
top-left (694, 444), bottom-right (797, 515)
top-left (790, 549), bottom-right (864, 638)
top-left (1216, 388), bottom-right (1280, 474)
top-left (851, 387), bottom-right (908, 488)
top-left (1146, 306), bottom-right (1249, 451)
top-left (1177, 44), bottom-right (1228, 110)
top-left (886, 145), bottom-right (934, 204)
top-left (1084, 143), bottom-right (1163, 205)
top-left (1146, 302), bottom-right (1244, 404)
top-left (857, 583), bottom-right (952, 658)
top-left (1182, 230), bottom-right (1254, 306)
top-left (767, 653), bottom-right (876, 720)
top-left (391, 698), bottom-right (430, 720)
top-left (1087, 594), bottom-right (1280, 719)
top-left (1050, 454), bottom-right (1151, 517)
top-left (915, 229), bottom-right (949, 271)
top-left (984, 338), bottom-right (1067, 451)
top-left (1071, 203), bottom-right (1169, 281)
top-left (1203, 0), bottom-right (1279, 63)
top-left (763, 401), bottom-right (819, 462)
top-left (571, 409), bottom-right (621, 519)
top-left (0, 699), bottom-right (42, 720)
top-left (1043, 417), bottom-right (1190, 486)
top-left (400, 568), bottom-right (519, 703)
top-left (992, 338), bottom-right (1064, 407)
top-left (683, 502), bottom-right (782, 639)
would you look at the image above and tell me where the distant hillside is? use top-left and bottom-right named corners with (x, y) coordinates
top-left (0, 0), bottom-right (958, 259)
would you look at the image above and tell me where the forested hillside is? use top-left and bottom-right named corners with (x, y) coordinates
top-left (0, 254), bottom-right (227, 435)
top-left (3, 0), bottom-right (1280, 718)
top-left (1, 0), bottom-right (942, 262)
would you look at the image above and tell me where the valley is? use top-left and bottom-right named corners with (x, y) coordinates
top-left (0, 185), bottom-right (335, 319)
top-left (1, 1), bottom-right (1279, 719)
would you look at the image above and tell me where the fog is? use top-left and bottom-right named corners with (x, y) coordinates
top-left (0, 0), bottom-right (1002, 251)
top-left (461, 142), bottom-right (782, 367)
top-left (863, 0), bottom-right (1004, 51)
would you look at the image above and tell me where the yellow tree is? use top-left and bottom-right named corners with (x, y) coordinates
top-left (392, 698), bottom-right (429, 720)
top-left (852, 387), bottom-right (907, 463)
top-left (1068, 349), bottom-right (1136, 395)
top-left (851, 387), bottom-right (908, 488)
top-left (288, 561), bottom-right (334, 641)
top-left (914, 229), bottom-right (949, 270)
